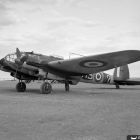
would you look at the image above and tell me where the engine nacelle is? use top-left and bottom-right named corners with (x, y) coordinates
top-left (81, 72), bottom-right (112, 84)
top-left (10, 72), bottom-right (38, 80)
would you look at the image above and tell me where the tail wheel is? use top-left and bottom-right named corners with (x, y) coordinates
top-left (16, 82), bottom-right (26, 92)
top-left (40, 82), bottom-right (52, 94)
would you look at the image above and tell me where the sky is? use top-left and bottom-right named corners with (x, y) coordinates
top-left (0, 0), bottom-right (140, 79)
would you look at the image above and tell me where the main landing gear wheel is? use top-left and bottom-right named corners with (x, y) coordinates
top-left (40, 82), bottom-right (52, 94)
top-left (65, 81), bottom-right (69, 92)
top-left (16, 82), bottom-right (26, 92)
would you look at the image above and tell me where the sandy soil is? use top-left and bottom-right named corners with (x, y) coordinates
top-left (0, 81), bottom-right (140, 140)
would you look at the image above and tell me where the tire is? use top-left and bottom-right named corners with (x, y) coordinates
top-left (40, 82), bottom-right (52, 94)
top-left (16, 82), bottom-right (26, 92)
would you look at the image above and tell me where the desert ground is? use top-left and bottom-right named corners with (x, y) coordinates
top-left (0, 81), bottom-right (140, 140)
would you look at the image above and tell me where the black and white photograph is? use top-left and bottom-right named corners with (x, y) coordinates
top-left (0, 0), bottom-right (140, 140)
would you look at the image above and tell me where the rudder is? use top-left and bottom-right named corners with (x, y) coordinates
top-left (113, 65), bottom-right (129, 80)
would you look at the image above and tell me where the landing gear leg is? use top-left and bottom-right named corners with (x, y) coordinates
top-left (65, 81), bottom-right (69, 92)
top-left (115, 84), bottom-right (120, 89)
top-left (40, 82), bottom-right (52, 94)
top-left (16, 81), bottom-right (26, 92)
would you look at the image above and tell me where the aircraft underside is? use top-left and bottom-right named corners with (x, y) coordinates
top-left (15, 80), bottom-right (70, 94)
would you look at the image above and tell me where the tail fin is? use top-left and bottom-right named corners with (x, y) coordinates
top-left (113, 65), bottom-right (130, 80)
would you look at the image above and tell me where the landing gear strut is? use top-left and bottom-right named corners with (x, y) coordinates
top-left (16, 82), bottom-right (26, 92)
top-left (115, 84), bottom-right (120, 89)
top-left (65, 81), bottom-right (69, 92)
top-left (40, 82), bottom-right (52, 94)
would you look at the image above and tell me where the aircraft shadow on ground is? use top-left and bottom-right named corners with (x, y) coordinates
top-left (0, 88), bottom-right (39, 95)
top-left (0, 86), bottom-right (140, 96)
top-left (99, 87), bottom-right (140, 90)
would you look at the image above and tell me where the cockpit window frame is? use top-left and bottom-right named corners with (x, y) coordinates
top-left (4, 53), bottom-right (17, 63)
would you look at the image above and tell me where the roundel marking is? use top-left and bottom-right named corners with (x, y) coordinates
top-left (94, 73), bottom-right (102, 82)
top-left (96, 73), bottom-right (102, 81)
top-left (80, 60), bottom-right (107, 68)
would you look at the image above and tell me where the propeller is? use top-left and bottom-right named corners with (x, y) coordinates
top-left (16, 48), bottom-right (21, 58)
top-left (15, 48), bottom-right (28, 66)
top-left (14, 48), bottom-right (29, 80)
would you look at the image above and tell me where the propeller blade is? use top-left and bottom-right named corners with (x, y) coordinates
top-left (16, 48), bottom-right (21, 58)
top-left (15, 48), bottom-right (28, 66)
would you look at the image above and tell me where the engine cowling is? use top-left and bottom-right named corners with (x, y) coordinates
top-left (10, 72), bottom-right (38, 80)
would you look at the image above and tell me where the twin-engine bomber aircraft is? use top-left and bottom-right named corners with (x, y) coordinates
top-left (0, 48), bottom-right (140, 94)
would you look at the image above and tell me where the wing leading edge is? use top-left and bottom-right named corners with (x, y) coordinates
top-left (46, 50), bottom-right (140, 76)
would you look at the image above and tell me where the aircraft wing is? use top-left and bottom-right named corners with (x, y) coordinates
top-left (46, 50), bottom-right (140, 76)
